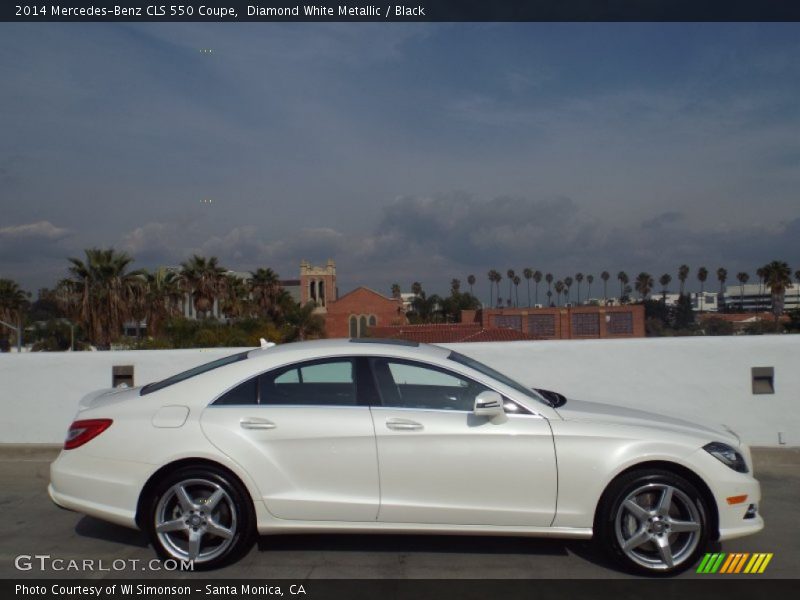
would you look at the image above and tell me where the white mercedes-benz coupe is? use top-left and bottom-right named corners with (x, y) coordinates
top-left (49, 339), bottom-right (762, 574)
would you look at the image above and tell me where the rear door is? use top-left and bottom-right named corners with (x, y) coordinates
top-left (200, 357), bottom-right (379, 521)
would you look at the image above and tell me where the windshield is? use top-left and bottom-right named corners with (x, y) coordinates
top-left (447, 351), bottom-right (550, 407)
top-left (140, 351), bottom-right (251, 396)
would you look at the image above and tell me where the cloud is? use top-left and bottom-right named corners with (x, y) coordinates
top-left (0, 221), bottom-right (72, 263)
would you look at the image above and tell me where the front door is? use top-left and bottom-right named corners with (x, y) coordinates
top-left (368, 357), bottom-right (557, 526)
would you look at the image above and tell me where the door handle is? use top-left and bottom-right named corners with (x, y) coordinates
top-left (240, 418), bottom-right (277, 430)
top-left (386, 418), bottom-right (423, 431)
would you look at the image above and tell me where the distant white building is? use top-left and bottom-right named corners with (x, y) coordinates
top-left (660, 292), bottom-right (720, 313)
top-left (723, 283), bottom-right (799, 313)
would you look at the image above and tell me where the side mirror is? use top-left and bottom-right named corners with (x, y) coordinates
top-left (474, 390), bottom-right (504, 417)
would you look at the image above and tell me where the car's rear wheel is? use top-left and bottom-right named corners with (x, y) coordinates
top-left (145, 466), bottom-right (255, 570)
top-left (596, 469), bottom-right (710, 575)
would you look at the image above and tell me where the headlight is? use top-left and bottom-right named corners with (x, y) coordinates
top-left (704, 442), bottom-right (748, 473)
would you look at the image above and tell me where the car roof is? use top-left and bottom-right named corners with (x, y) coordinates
top-left (246, 338), bottom-right (452, 362)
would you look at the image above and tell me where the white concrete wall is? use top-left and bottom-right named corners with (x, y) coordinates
top-left (0, 348), bottom-right (250, 444)
top-left (445, 336), bottom-right (799, 447)
top-left (0, 336), bottom-right (797, 446)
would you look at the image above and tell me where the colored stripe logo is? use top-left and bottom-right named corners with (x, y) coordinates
top-left (696, 553), bottom-right (773, 574)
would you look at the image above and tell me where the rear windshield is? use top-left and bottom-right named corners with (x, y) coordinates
top-left (140, 351), bottom-right (250, 396)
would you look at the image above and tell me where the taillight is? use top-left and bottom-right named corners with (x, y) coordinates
top-left (64, 419), bottom-right (112, 450)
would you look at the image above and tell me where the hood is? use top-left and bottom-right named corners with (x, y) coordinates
top-left (554, 398), bottom-right (739, 446)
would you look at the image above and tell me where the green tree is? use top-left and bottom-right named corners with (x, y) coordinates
top-left (250, 268), bottom-right (283, 320)
top-left (0, 279), bottom-right (29, 350)
top-left (600, 271), bottom-right (610, 301)
top-left (575, 273), bottom-right (584, 304)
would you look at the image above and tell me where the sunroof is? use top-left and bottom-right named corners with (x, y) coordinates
top-left (348, 338), bottom-right (419, 347)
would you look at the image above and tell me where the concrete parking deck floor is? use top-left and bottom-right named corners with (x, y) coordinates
top-left (1, 446), bottom-right (797, 579)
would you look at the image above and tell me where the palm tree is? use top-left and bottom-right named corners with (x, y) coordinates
top-left (467, 274), bottom-right (476, 296)
top-left (659, 274), bottom-right (672, 301)
top-left (600, 271), bottom-right (610, 301)
top-left (546, 289), bottom-right (553, 307)
top-left (506, 269), bottom-right (515, 306)
top-left (533, 270), bottom-right (542, 306)
top-left (143, 267), bottom-right (183, 338)
top-left (697, 267), bottom-right (709, 312)
top-left (678, 264), bottom-right (690, 295)
top-left (716, 268), bottom-right (728, 294)
top-left (180, 255), bottom-right (226, 320)
top-left (0, 278), bottom-right (28, 349)
top-left (523, 268), bottom-right (533, 307)
top-left (250, 267), bottom-right (282, 320)
top-left (286, 301), bottom-right (326, 341)
top-left (450, 278), bottom-right (461, 295)
top-left (391, 283), bottom-right (401, 299)
top-left (564, 276), bottom-right (573, 305)
top-left (756, 267), bottom-right (766, 312)
top-left (487, 270), bottom-right (500, 308)
top-left (761, 260), bottom-right (793, 320)
top-left (61, 248), bottom-right (143, 348)
top-left (617, 271), bottom-right (629, 300)
top-left (545, 273), bottom-right (553, 304)
top-left (554, 280), bottom-right (565, 306)
top-left (635, 272), bottom-right (655, 300)
top-left (512, 275), bottom-right (521, 307)
top-left (586, 274), bottom-right (594, 301)
top-left (736, 272), bottom-right (749, 311)
top-left (575, 273), bottom-right (584, 304)
top-left (795, 270), bottom-right (800, 307)
top-left (411, 281), bottom-right (423, 297)
top-left (221, 274), bottom-right (251, 320)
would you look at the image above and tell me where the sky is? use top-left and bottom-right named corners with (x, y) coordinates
top-left (1, 22), bottom-right (799, 300)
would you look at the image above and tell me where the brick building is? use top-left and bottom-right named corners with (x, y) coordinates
top-left (324, 287), bottom-right (407, 338)
top-left (371, 305), bottom-right (645, 343)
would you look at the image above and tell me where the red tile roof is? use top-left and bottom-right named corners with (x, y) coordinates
top-left (368, 323), bottom-right (539, 343)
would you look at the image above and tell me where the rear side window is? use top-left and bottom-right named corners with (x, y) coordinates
top-left (141, 351), bottom-right (250, 396)
top-left (262, 359), bottom-right (356, 406)
top-left (212, 358), bottom-right (358, 407)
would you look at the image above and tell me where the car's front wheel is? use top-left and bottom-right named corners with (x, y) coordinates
top-left (144, 465), bottom-right (255, 570)
top-left (596, 469), bottom-right (710, 575)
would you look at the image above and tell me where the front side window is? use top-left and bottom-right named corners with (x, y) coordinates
top-left (370, 358), bottom-right (490, 411)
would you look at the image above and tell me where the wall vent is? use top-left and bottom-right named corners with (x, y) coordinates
top-left (751, 367), bottom-right (774, 395)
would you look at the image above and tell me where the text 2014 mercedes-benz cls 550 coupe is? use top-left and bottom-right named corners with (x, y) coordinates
top-left (49, 339), bottom-right (763, 574)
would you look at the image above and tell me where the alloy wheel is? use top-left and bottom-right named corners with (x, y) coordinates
top-left (614, 482), bottom-right (703, 571)
top-left (154, 478), bottom-right (238, 563)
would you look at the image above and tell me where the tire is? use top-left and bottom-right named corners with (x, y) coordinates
top-left (595, 469), bottom-right (710, 576)
top-left (144, 465), bottom-right (256, 570)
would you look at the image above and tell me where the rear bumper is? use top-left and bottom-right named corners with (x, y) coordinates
top-left (49, 449), bottom-right (149, 530)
